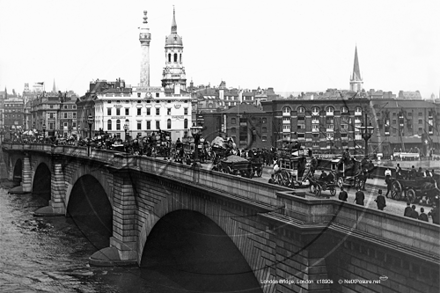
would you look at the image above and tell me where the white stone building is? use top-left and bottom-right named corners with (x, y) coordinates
top-left (92, 7), bottom-right (192, 142)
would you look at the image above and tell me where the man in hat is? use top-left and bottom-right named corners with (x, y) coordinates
top-left (375, 189), bottom-right (386, 211)
top-left (404, 202), bottom-right (412, 217)
top-left (354, 187), bottom-right (365, 206)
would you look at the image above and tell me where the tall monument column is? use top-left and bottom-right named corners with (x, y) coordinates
top-left (139, 11), bottom-right (151, 87)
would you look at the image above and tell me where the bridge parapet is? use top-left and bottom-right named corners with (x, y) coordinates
top-left (277, 190), bottom-right (440, 261)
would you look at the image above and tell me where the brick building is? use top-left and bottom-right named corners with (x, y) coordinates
top-left (201, 104), bottom-right (273, 149)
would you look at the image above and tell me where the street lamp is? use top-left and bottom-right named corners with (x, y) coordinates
top-left (87, 114), bottom-right (94, 156)
top-left (124, 123), bottom-right (129, 142)
top-left (190, 124), bottom-right (203, 167)
top-left (358, 112), bottom-right (374, 158)
top-left (42, 124), bottom-right (46, 143)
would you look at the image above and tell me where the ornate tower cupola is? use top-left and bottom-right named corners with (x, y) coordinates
top-left (161, 6), bottom-right (187, 92)
top-left (139, 10), bottom-right (151, 87)
top-left (350, 46), bottom-right (363, 92)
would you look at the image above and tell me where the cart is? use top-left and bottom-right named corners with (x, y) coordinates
top-left (216, 155), bottom-right (254, 178)
top-left (391, 177), bottom-right (439, 205)
top-left (307, 172), bottom-right (338, 197)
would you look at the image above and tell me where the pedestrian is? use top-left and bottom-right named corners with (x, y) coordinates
top-left (354, 187), bottom-right (365, 206)
top-left (338, 187), bottom-right (348, 202)
top-left (404, 202), bottom-right (412, 217)
top-left (428, 204), bottom-right (439, 225)
top-left (410, 205), bottom-right (419, 219)
top-left (395, 164), bottom-right (402, 179)
top-left (385, 175), bottom-right (392, 198)
top-left (375, 189), bottom-right (386, 211)
top-left (418, 208), bottom-right (429, 222)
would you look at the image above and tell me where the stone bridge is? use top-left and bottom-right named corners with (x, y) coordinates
top-left (2, 143), bottom-right (439, 293)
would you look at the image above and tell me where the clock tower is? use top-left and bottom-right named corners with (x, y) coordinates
top-left (161, 7), bottom-right (186, 92)
top-left (139, 10), bottom-right (151, 87)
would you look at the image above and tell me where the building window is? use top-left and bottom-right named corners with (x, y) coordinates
top-left (73, 113), bottom-right (76, 118)
top-left (297, 106), bottom-right (305, 113)
top-left (418, 112), bottom-right (423, 116)
top-left (418, 119), bottom-right (423, 124)
top-left (116, 108), bottom-right (120, 116)
top-left (167, 119), bottom-right (171, 129)
top-left (167, 108), bottom-right (171, 115)
top-left (156, 108), bottom-right (160, 115)
top-left (156, 121), bottom-right (160, 130)
top-left (341, 106), bottom-right (348, 113)
top-left (184, 108), bottom-right (188, 115)
top-left (312, 106), bottom-right (320, 116)
top-left (137, 108), bottom-right (141, 115)
top-left (230, 128), bottom-right (236, 134)
top-left (231, 118), bottom-right (236, 124)
top-left (147, 108), bottom-right (151, 115)
top-left (64, 113), bottom-right (67, 119)
top-left (174, 53), bottom-right (178, 62)
top-left (262, 127), bottom-right (267, 133)
top-left (326, 106), bottom-right (334, 116)
top-left (116, 119), bottom-right (121, 130)
top-left (168, 53), bottom-right (171, 62)
top-left (107, 120), bottom-right (112, 130)
top-left (156, 93), bottom-right (159, 98)
top-left (184, 118), bottom-right (188, 129)
top-left (146, 121), bottom-right (151, 130)
top-left (137, 121), bottom-right (141, 130)
top-left (262, 135), bottom-right (267, 142)
top-left (262, 118), bottom-right (267, 124)
top-left (125, 108), bottom-right (129, 115)
top-left (282, 106), bottom-right (291, 115)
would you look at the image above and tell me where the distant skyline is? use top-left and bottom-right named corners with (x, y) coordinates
top-left (1, 0), bottom-right (439, 98)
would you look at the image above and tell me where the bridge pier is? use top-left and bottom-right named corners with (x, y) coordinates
top-left (50, 158), bottom-right (67, 215)
top-left (90, 169), bottom-right (138, 266)
top-left (8, 158), bottom-right (13, 181)
top-left (22, 155), bottom-right (32, 192)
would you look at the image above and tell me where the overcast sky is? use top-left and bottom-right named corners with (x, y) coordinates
top-left (0, 0), bottom-right (439, 98)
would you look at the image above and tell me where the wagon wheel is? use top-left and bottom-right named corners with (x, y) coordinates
top-left (273, 173), bottom-right (283, 185)
top-left (315, 184), bottom-right (322, 196)
top-left (406, 189), bottom-right (416, 203)
top-left (337, 177), bottom-right (344, 188)
top-left (391, 181), bottom-right (403, 200)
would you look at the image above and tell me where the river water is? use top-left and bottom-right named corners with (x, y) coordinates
top-left (0, 182), bottom-right (262, 293)
top-left (0, 185), bottom-right (182, 293)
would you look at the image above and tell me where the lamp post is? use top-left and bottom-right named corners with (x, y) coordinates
top-left (358, 112), bottom-right (374, 158)
top-left (0, 127), bottom-right (4, 144)
top-left (42, 124), bottom-right (46, 143)
top-left (124, 123), bottom-right (129, 142)
top-left (190, 125), bottom-right (203, 167)
top-left (87, 114), bottom-right (94, 156)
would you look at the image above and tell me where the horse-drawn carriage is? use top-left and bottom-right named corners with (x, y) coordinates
top-left (269, 148), bottom-right (308, 188)
top-left (210, 136), bottom-right (262, 178)
top-left (331, 156), bottom-right (374, 189)
top-left (307, 171), bottom-right (338, 197)
top-left (215, 155), bottom-right (254, 178)
top-left (390, 177), bottom-right (439, 206)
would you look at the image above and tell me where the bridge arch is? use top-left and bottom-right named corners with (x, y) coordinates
top-left (140, 209), bottom-right (262, 293)
top-left (32, 162), bottom-right (51, 202)
top-left (12, 158), bottom-right (22, 186)
top-left (67, 174), bottom-right (113, 249)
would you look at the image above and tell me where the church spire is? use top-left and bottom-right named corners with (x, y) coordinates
top-left (350, 46), bottom-right (363, 92)
top-left (52, 79), bottom-right (57, 93)
top-left (352, 46), bottom-right (361, 81)
top-left (171, 6), bottom-right (177, 33)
